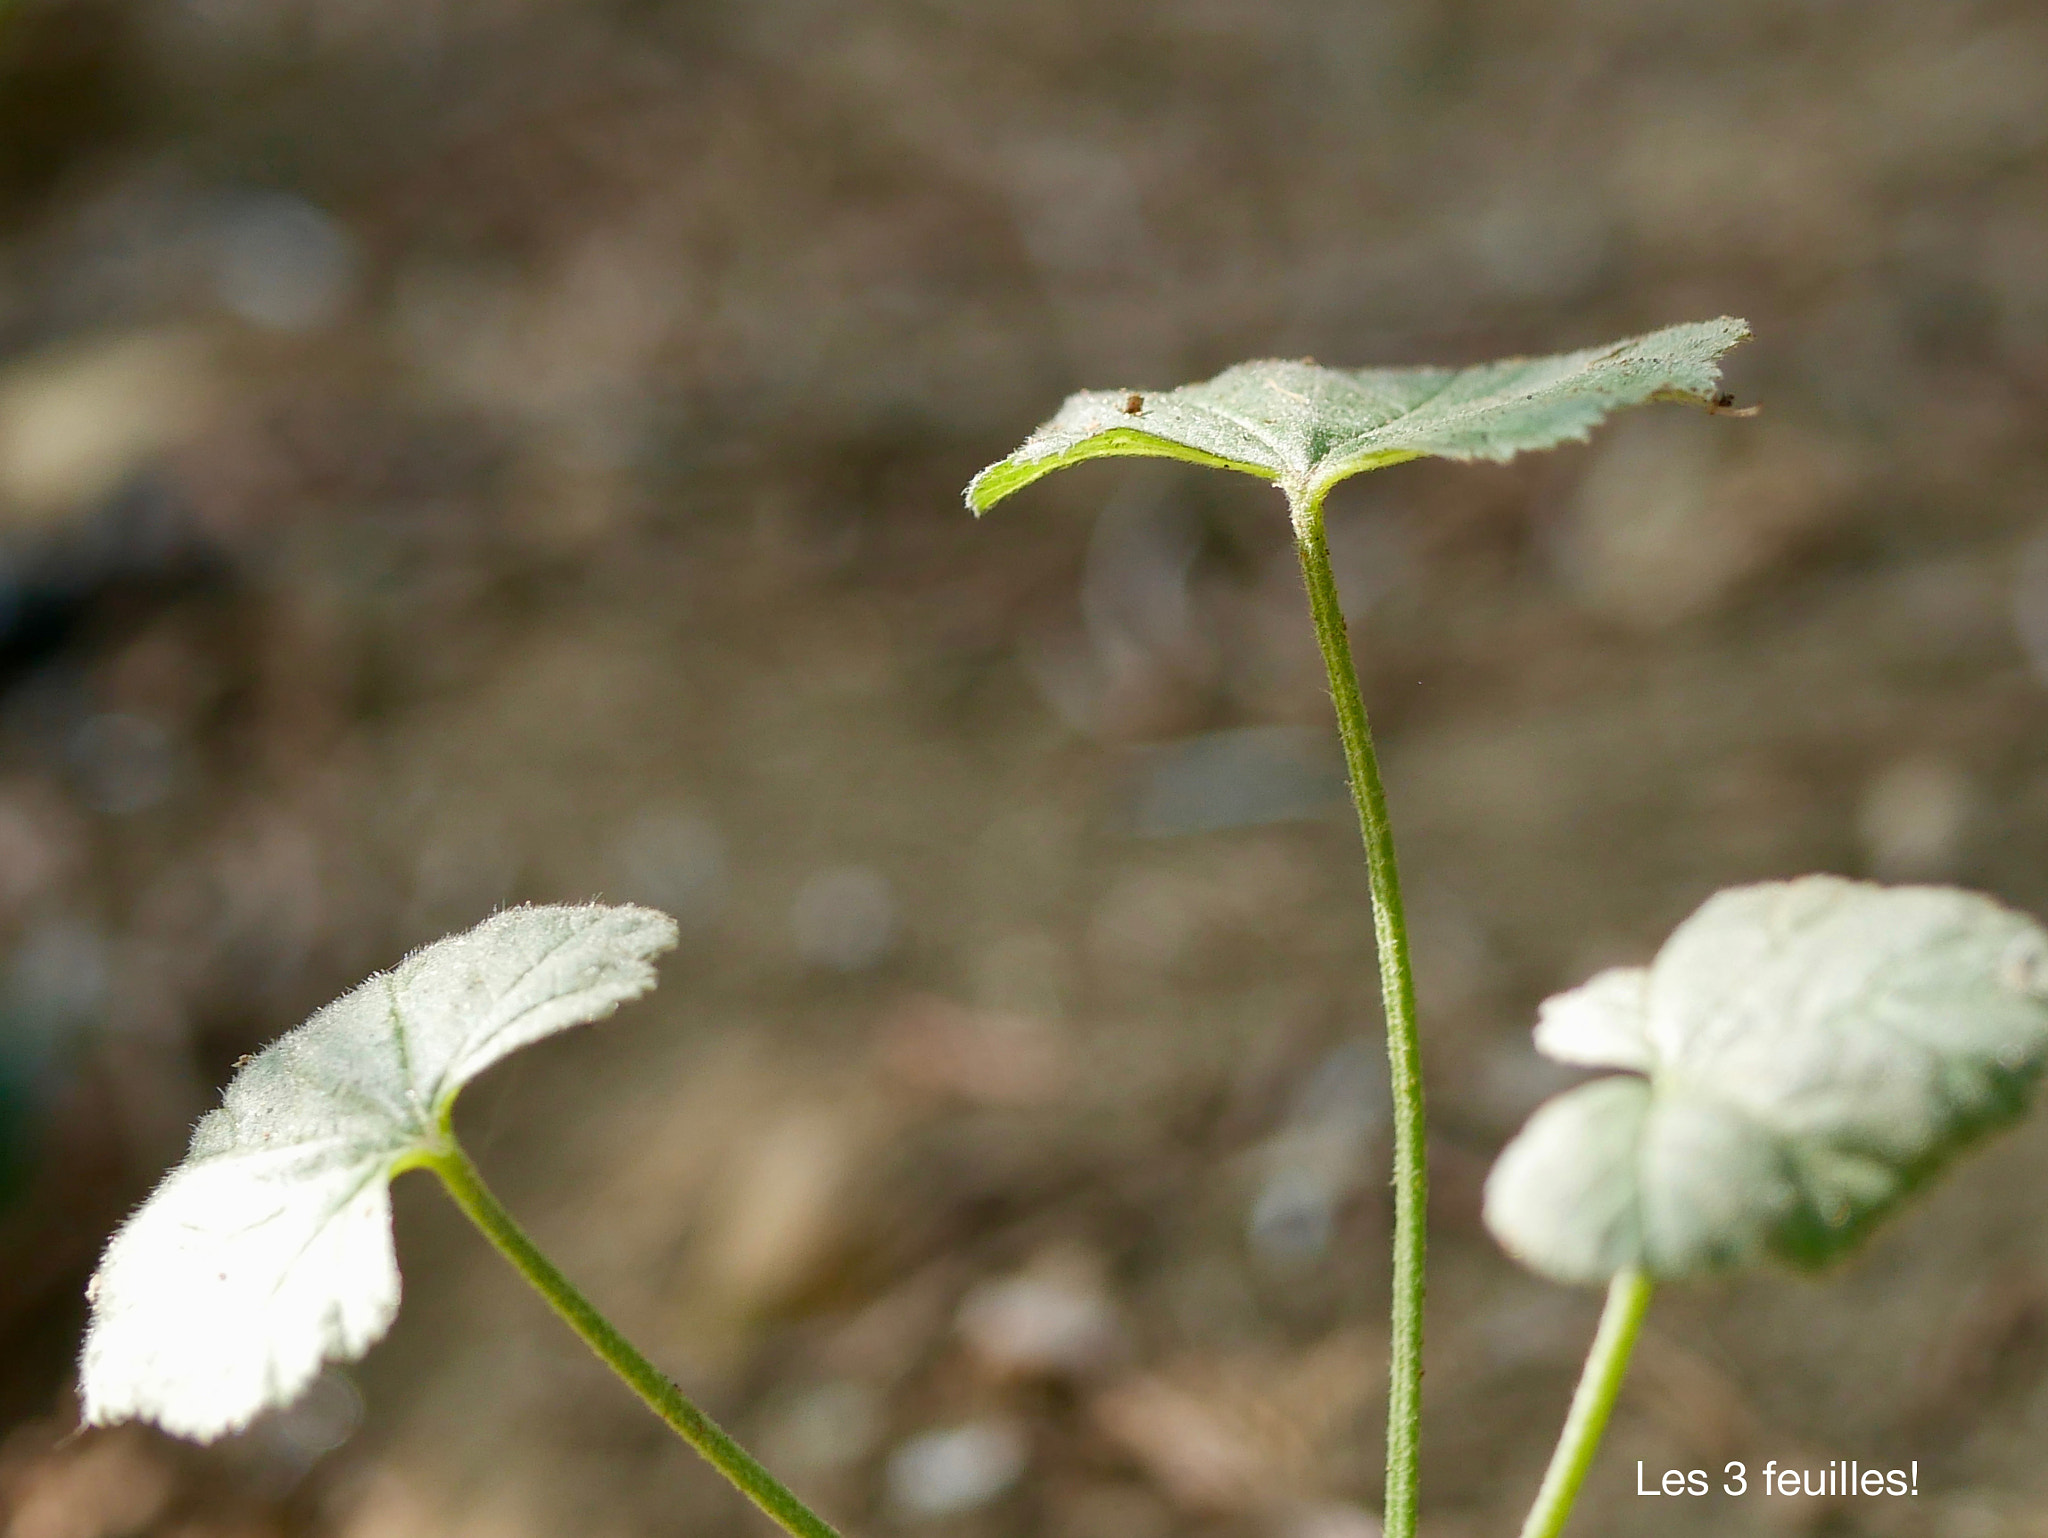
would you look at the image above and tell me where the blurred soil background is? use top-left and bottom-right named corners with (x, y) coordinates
top-left (1, 1), bottom-right (2047, 1536)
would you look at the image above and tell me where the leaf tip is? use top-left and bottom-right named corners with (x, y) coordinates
top-left (963, 461), bottom-right (1018, 517)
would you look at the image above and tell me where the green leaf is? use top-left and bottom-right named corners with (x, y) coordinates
top-left (965, 317), bottom-right (1751, 514)
top-left (1484, 878), bottom-right (2048, 1285)
top-left (79, 903), bottom-right (678, 1441)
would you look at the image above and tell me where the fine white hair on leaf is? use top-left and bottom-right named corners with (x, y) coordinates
top-left (79, 902), bottom-right (678, 1442)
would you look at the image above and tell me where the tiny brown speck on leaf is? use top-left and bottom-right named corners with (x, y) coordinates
top-left (1708, 391), bottom-right (1760, 417)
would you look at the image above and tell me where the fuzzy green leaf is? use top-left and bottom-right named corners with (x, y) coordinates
top-left (1484, 878), bottom-right (2048, 1285)
top-left (965, 317), bottom-right (1750, 513)
top-left (79, 903), bottom-right (678, 1441)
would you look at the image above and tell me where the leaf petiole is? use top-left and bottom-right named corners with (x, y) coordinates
top-left (426, 1143), bottom-right (844, 1538)
top-left (1291, 486), bottom-right (1427, 1538)
top-left (1516, 1269), bottom-right (1655, 1538)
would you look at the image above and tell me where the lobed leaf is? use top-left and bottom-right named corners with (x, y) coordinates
top-left (1484, 878), bottom-right (2048, 1285)
top-left (965, 317), bottom-right (1750, 514)
top-left (79, 903), bottom-right (678, 1440)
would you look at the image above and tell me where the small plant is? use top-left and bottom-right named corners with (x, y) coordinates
top-left (966, 320), bottom-right (2048, 1537)
top-left (77, 322), bottom-right (2048, 1538)
top-left (81, 904), bottom-right (842, 1538)
top-left (1483, 876), bottom-right (2048, 1537)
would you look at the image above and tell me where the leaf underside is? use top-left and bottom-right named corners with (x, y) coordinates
top-left (1483, 877), bottom-right (2048, 1286)
top-left (79, 903), bottom-right (678, 1441)
top-left (965, 316), bottom-right (1750, 513)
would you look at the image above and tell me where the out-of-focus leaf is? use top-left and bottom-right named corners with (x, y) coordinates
top-left (965, 318), bottom-right (1749, 514)
top-left (1484, 877), bottom-right (2048, 1285)
top-left (79, 903), bottom-right (678, 1440)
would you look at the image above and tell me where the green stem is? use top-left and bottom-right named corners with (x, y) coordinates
top-left (426, 1143), bottom-right (843, 1538)
top-left (1517, 1270), bottom-right (1655, 1538)
top-left (1290, 488), bottom-right (1427, 1538)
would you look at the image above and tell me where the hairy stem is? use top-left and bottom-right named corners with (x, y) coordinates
top-left (428, 1144), bottom-right (843, 1538)
top-left (1291, 488), bottom-right (1427, 1538)
top-left (1518, 1270), bottom-right (1655, 1538)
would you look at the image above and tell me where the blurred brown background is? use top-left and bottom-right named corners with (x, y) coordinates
top-left (0, 1), bottom-right (2045, 1535)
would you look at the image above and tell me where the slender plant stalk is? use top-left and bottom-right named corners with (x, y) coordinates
top-left (426, 1144), bottom-right (844, 1538)
top-left (1290, 487), bottom-right (1428, 1538)
top-left (1517, 1270), bottom-right (1655, 1538)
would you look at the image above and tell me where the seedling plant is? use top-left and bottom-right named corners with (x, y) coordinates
top-left (78, 319), bottom-right (2048, 1538)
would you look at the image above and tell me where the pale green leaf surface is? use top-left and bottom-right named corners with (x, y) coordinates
top-left (1485, 878), bottom-right (2048, 1285)
top-left (965, 317), bottom-right (1750, 512)
top-left (1532, 965), bottom-right (1653, 1073)
top-left (80, 903), bottom-right (678, 1441)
